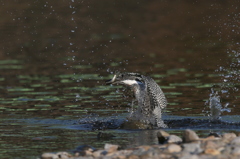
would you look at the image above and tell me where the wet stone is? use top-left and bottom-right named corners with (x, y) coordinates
top-left (183, 129), bottom-right (199, 143)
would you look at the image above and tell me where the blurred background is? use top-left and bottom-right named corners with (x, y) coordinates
top-left (0, 0), bottom-right (239, 158)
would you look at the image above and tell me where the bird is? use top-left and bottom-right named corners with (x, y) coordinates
top-left (106, 72), bottom-right (167, 128)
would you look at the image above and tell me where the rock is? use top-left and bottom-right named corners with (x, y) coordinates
top-left (231, 137), bottom-right (240, 146)
top-left (167, 135), bottom-right (183, 144)
top-left (137, 145), bottom-right (152, 151)
top-left (232, 147), bottom-right (240, 156)
top-left (128, 155), bottom-right (140, 159)
top-left (182, 143), bottom-right (202, 154)
top-left (55, 152), bottom-right (72, 159)
top-left (138, 148), bottom-right (161, 159)
top-left (203, 140), bottom-right (218, 149)
top-left (204, 148), bottom-right (220, 155)
top-left (203, 135), bottom-right (217, 141)
top-left (73, 145), bottom-right (96, 156)
top-left (41, 153), bottom-right (58, 159)
top-left (41, 152), bottom-right (72, 159)
top-left (183, 129), bottom-right (199, 143)
top-left (222, 133), bottom-right (237, 143)
top-left (157, 130), bottom-right (170, 144)
top-left (208, 132), bottom-right (221, 138)
top-left (104, 143), bottom-right (119, 153)
top-left (179, 154), bottom-right (199, 159)
top-left (167, 144), bottom-right (182, 153)
top-left (92, 150), bottom-right (107, 158)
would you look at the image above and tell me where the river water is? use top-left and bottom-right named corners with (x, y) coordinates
top-left (0, 1), bottom-right (239, 158)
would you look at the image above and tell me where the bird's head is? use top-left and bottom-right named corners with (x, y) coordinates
top-left (106, 72), bottom-right (144, 86)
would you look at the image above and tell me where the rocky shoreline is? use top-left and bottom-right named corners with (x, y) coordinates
top-left (40, 129), bottom-right (240, 159)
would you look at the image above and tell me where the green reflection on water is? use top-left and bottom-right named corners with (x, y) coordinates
top-left (0, 59), bottom-right (22, 64)
top-left (0, 65), bottom-right (23, 69)
top-left (7, 88), bottom-right (34, 92)
top-left (72, 65), bottom-right (92, 69)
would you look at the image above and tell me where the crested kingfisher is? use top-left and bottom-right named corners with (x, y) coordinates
top-left (106, 72), bottom-right (167, 128)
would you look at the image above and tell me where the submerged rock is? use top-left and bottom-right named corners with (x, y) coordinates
top-left (97, 132), bottom-right (116, 139)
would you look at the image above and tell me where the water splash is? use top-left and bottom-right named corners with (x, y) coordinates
top-left (208, 90), bottom-right (222, 121)
top-left (206, 89), bottom-right (231, 121)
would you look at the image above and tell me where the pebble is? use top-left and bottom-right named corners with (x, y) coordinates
top-left (183, 129), bottom-right (199, 143)
top-left (41, 152), bottom-right (58, 159)
top-left (203, 140), bottom-right (218, 149)
top-left (167, 144), bottom-right (182, 153)
top-left (167, 135), bottom-right (183, 144)
top-left (232, 147), bottom-right (240, 156)
top-left (104, 143), bottom-right (119, 153)
top-left (39, 129), bottom-right (240, 159)
top-left (41, 152), bottom-right (72, 159)
top-left (222, 133), bottom-right (237, 142)
top-left (182, 143), bottom-right (202, 154)
top-left (92, 150), bottom-right (107, 158)
top-left (204, 148), bottom-right (220, 155)
top-left (231, 136), bottom-right (240, 146)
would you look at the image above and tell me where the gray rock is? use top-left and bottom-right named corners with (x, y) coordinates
top-left (182, 143), bottom-right (202, 154)
top-left (183, 129), bottom-right (199, 143)
top-left (231, 137), bottom-right (240, 146)
top-left (232, 147), bottom-right (240, 156)
top-left (167, 135), bottom-right (183, 144)
top-left (104, 143), bottom-right (119, 153)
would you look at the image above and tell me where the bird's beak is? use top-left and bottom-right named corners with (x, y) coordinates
top-left (105, 74), bottom-right (117, 85)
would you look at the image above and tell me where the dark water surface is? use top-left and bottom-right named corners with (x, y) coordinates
top-left (0, 1), bottom-right (240, 158)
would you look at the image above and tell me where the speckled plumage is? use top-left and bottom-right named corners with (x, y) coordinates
top-left (106, 72), bottom-right (167, 128)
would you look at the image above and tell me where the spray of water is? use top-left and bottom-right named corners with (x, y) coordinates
top-left (206, 88), bottom-right (231, 121)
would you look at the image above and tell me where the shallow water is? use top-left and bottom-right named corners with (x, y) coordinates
top-left (0, 0), bottom-right (240, 158)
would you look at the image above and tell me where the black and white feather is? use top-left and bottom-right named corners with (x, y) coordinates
top-left (106, 72), bottom-right (167, 128)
